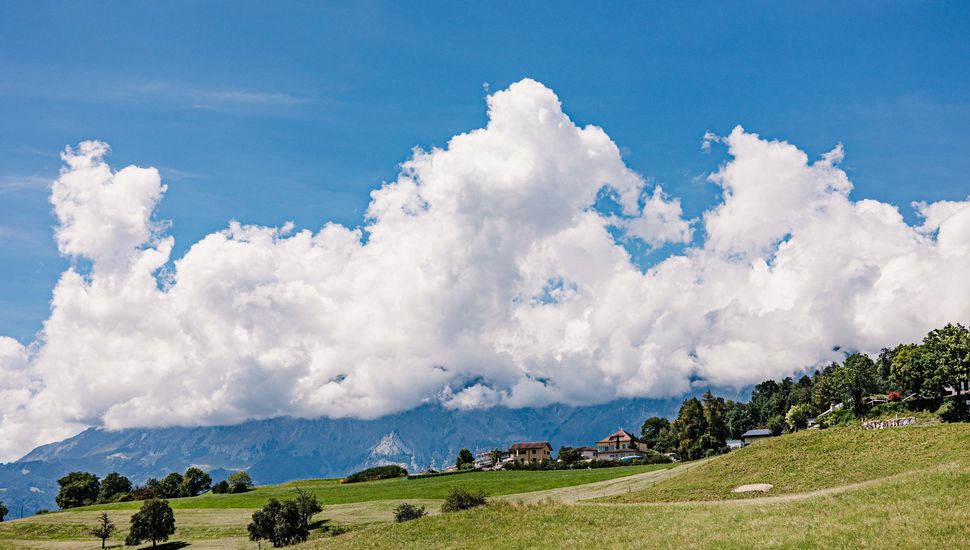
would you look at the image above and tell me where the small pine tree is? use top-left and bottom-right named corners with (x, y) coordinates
top-left (90, 512), bottom-right (116, 549)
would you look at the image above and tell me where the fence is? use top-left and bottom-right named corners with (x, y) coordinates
top-left (861, 417), bottom-right (915, 430)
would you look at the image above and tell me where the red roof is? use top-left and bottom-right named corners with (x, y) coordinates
top-left (596, 429), bottom-right (639, 445)
top-left (509, 441), bottom-right (552, 450)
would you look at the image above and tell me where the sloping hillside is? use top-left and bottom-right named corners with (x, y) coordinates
top-left (315, 459), bottom-right (970, 549)
top-left (606, 422), bottom-right (970, 502)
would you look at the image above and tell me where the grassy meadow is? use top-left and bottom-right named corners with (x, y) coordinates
top-left (603, 422), bottom-right (970, 503)
top-left (77, 463), bottom-right (673, 511)
top-left (2, 424), bottom-right (967, 549)
top-left (0, 464), bottom-right (672, 548)
top-left (316, 458), bottom-right (970, 549)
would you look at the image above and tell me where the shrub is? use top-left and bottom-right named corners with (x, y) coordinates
top-left (440, 487), bottom-right (488, 513)
top-left (827, 408), bottom-right (856, 427)
top-left (936, 397), bottom-right (969, 423)
top-left (887, 390), bottom-right (902, 402)
top-left (393, 502), bottom-right (427, 522)
top-left (766, 415), bottom-right (786, 436)
top-left (248, 498), bottom-right (308, 547)
top-left (342, 465), bottom-right (408, 483)
top-left (211, 480), bottom-right (230, 494)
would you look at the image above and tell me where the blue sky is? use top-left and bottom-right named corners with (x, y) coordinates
top-left (1, 1), bottom-right (969, 343)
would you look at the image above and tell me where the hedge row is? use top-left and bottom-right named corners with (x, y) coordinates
top-left (342, 465), bottom-right (408, 484)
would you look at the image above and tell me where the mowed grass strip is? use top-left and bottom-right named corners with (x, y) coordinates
top-left (0, 508), bottom-right (250, 543)
top-left (309, 460), bottom-right (970, 549)
top-left (58, 464), bottom-right (674, 512)
top-left (603, 423), bottom-right (970, 503)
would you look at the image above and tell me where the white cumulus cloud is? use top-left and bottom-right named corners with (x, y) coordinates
top-left (1, 78), bottom-right (969, 461)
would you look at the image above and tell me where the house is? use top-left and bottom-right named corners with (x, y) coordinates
top-left (594, 429), bottom-right (648, 460)
top-left (475, 450), bottom-right (497, 469)
top-left (574, 446), bottom-right (598, 460)
top-left (725, 439), bottom-right (744, 451)
top-left (741, 428), bottom-right (774, 445)
top-left (509, 441), bottom-right (552, 463)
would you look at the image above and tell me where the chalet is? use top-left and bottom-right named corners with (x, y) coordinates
top-left (741, 428), bottom-right (774, 445)
top-left (509, 441), bottom-right (552, 463)
top-left (574, 446), bottom-right (598, 460)
top-left (725, 439), bottom-right (744, 451)
top-left (594, 429), bottom-right (648, 460)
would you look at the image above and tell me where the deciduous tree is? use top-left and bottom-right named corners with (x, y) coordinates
top-left (56, 472), bottom-right (100, 509)
top-left (98, 472), bottom-right (132, 503)
top-left (181, 467), bottom-right (212, 497)
top-left (125, 498), bottom-right (176, 548)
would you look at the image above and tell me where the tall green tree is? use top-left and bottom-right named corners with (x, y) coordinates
top-left (98, 472), bottom-right (132, 503)
top-left (890, 343), bottom-right (929, 396)
top-left (90, 512), bottom-right (116, 549)
top-left (159, 472), bottom-right (184, 498)
top-left (556, 446), bottom-right (582, 465)
top-left (675, 397), bottom-right (707, 460)
top-left (181, 467), bottom-right (212, 497)
top-left (723, 401), bottom-right (754, 439)
top-left (56, 472), bottom-right (100, 509)
top-left (922, 323), bottom-right (970, 396)
top-left (125, 498), bottom-right (176, 547)
top-left (786, 404), bottom-right (812, 431)
top-left (640, 416), bottom-right (671, 448)
top-left (810, 372), bottom-right (839, 414)
top-left (702, 391), bottom-right (728, 446)
top-left (455, 448), bottom-right (475, 469)
top-left (836, 353), bottom-right (880, 415)
top-left (228, 471), bottom-right (254, 493)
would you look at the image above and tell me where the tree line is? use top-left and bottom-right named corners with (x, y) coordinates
top-left (55, 467), bottom-right (254, 510)
top-left (640, 322), bottom-right (970, 460)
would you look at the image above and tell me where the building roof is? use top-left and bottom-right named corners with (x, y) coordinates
top-left (725, 439), bottom-right (743, 445)
top-left (741, 429), bottom-right (772, 438)
top-left (596, 429), bottom-right (639, 445)
top-left (574, 446), bottom-right (597, 452)
top-left (510, 441), bottom-right (552, 450)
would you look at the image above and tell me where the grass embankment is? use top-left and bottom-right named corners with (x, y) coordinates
top-left (315, 459), bottom-right (970, 549)
top-left (605, 422), bottom-right (970, 502)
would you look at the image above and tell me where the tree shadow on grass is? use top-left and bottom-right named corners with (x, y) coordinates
top-left (147, 542), bottom-right (190, 549)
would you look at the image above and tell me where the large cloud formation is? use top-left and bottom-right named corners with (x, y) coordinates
top-left (1, 79), bottom-right (969, 461)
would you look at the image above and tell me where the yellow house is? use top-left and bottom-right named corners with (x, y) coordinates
top-left (509, 441), bottom-right (552, 463)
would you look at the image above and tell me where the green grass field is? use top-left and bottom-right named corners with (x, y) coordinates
top-left (2, 424), bottom-right (968, 549)
top-left (76, 464), bottom-right (672, 511)
top-left (0, 464), bottom-right (671, 548)
top-left (604, 422), bottom-right (970, 503)
top-left (316, 459), bottom-right (970, 549)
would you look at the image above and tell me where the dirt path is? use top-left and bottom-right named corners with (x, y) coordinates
top-left (494, 459), bottom-right (716, 504)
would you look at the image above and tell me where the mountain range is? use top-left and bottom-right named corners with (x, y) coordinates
top-left (0, 397), bottom-right (687, 517)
